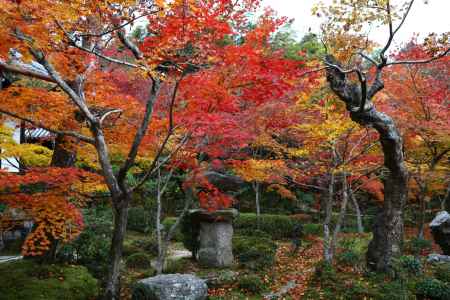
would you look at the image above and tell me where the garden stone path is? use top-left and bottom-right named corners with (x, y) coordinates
top-left (0, 255), bottom-right (22, 264)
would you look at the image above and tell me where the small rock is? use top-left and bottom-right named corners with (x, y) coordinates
top-left (133, 274), bottom-right (207, 300)
top-left (427, 253), bottom-right (450, 263)
top-left (430, 211), bottom-right (450, 227)
top-left (430, 211), bottom-right (450, 255)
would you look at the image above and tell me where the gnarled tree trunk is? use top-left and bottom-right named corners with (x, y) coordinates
top-left (325, 55), bottom-right (408, 271)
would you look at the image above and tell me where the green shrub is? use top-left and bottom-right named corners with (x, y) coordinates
top-left (415, 278), bottom-right (450, 300)
top-left (343, 281), bottom-right (371, 300)
top-left (131, 238), bottom-right (159, 257)
top-left (313, 260), bottom-right (337, 282)
top-left (406, 238), bottom-right (433, 256)
top-left (303, 223), bottom-right (323, 236)
top-left (435, 264), bottom-right (450, 283)
top-left (128, 207), bottom-right (153, 233)
top-left (234, 213), bottom-right (303, 239)
top-left (57, 205), bottom-right (112, 279)
top-left (336, 250), bottom-right (360, 267)
top-left (237, 228), bottom-right (272, 239)
top-left (163, 258), bottom-right (189, 274)
top-left (126, 253), bottom-right (153, 270)
top-left (376, 280), bottom-right (413, 300)
top-left (233, 235), bottom-right (277, 270)
top-left (237, 274), bottom-right (266, 294)
top-left (396, 255), bottom-right (422, 276)
top-left (0, 260), bottom-right (98, 300)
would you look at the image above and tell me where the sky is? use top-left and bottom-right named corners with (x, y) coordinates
top-left (262, 0), bottom-right (449, 47)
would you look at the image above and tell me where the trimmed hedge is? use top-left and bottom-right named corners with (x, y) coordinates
top-left (0, 260), bottom-right (98, 300)
top-left (234, 213), bottom-right (311, 240)
top-left (233, 235), bottom-right (277, 270)
top-left (126, 253), bottom-right (153, 270)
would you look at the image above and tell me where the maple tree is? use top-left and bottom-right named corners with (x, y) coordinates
top-left (310, 0), bottom-right (449, 271)
top-left (0, 0), bottom-right (316, 298)
top-left (380, 43), bottom-right (450, 237)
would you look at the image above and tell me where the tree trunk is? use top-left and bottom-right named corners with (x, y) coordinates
top-left (417, 191), bottom-right (426, 239)
top-left (325, 56), bottom-right (408, 271)
top-left (51, 134), bottom-right (77, 167)
top-left (323, 172), bottom-right (335, 262)
top-left (253, 182), bottom-right (261, 230)
top-left (155, 174), bottom-right (164, 275)
top-left (104, 197), bottom-right (130, 300)
top-left (331, 174), bottom-right (350, 256)
top-left (350, 190), bottom-right (364, 233)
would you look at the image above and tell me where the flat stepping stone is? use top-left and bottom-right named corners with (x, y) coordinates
top-left (0, 256), bottom-right (22, 263)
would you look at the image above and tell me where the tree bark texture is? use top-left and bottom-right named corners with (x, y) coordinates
top-left (323, 172), bottom-right (335, 262)
top-left (104, 197), bottom-right (130, 300)
top-left (325, 55), bottom-right (408, 271)
top-left (350, 190), bottom-right (364, 233)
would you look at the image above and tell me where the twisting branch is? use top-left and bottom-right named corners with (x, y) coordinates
top-left (0, 109), bottom-right (95, 144)
top-left (55, 20), bottom-right (147, 71)
top-left (131, 77), bottom-right (186, 192)
top-left (387, 48), bottom-right (450, 66)
top-left (78, 11), bottom-right (158, 38)
top-left (117, 78), bottom-right (161, 183)
top-left (132, 133), bottom-right (190, 192)
top-left (117, 29), bottom-right (144, 60)
top-left (0, 61), bottom-right (54, 83)
top-left (28, 48), bottom-right (97, 124)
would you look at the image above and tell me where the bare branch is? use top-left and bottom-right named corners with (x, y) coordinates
top-left (78, 11), bottom-right (158, 38)
top-left (132, 133), bottom-right (190, 192)
top-left (117, 30), bottom-right (144, 60)
top-left (387, 48), bottom-right (450, 66)
top-left (358, 52), bottom-right (378, 66)
top-left (380, 0), bottom-right (415, 60)
top-left (0, 61), bottom-right (54, 83)
top-left (55, 20), bottom-right (147, 70)
top-left (0, 109), bottom-right (95, 144)
top-left (117, 78), bottom-right (161, 182)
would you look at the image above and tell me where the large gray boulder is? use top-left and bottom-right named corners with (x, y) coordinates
top-left (197, 222), bottom-right (234, 268)
top-left (132, 274), bottom-right (207, 300)
top-left (430, 211), bottom-right (450, 255)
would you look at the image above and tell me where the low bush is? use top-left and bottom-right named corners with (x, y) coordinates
top-left (406, 238), bottom-right (433, 256)
top-left (336, 250), bottom-right (360, 267)
top-left (237, 274), bottom-right (266, 294)
top-left (126, 253), bottom-right (153, 270)
top-left (234, 213), bottom-right (303, 240)
top-left (233, 235), bottom-right (277, 270)
top-left (57, 205), bottom-right (112, 279)
top-left (163, 258), bottom-right (189, 274)
top-left (415, 278), bottom-right (450, 300)
top-left (376, 280), bottom-right (413, 300)
top-left (131, 238), bottom-right (159, 257)
top-left (313, 260), bottom-right (337, 282)
top-left (237, 228), bottom-right (272, 239)
top-left (0, 260), bottom-right (98, 300)
top-left (396, 255), bottom-right (422, 276)
top-left (303, 223), bottom-right (323, 236)
top-left (434, 264), bottom-right (450, 283)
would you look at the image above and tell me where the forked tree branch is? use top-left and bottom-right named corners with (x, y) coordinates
top-left (0, 109), bottom-right (95, 143)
